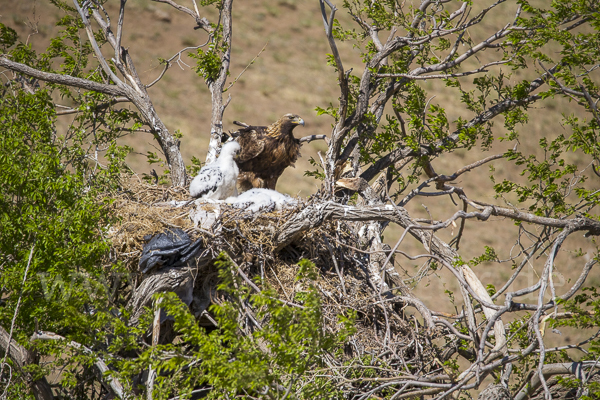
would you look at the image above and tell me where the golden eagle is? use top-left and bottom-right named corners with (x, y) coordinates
top-left (231, 114), bottom-right (305, 191)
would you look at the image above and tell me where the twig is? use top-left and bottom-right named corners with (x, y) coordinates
top-left (73, 0), bottom-right (122, 86)
top-left (450, 199), bottom-right (467, 249)
top-left (56, 96), bottom-right (130, 115)
top-left (322, 234), bottom-right (346, 296)
top-left (513, 362), bottom-right (600, 400)
top-left (152, 0), bottom-right (213, 32)
top-left (299, 134), bottom-right (329, 144)
top-left (147, 297), bottom-right (163, 400)
top-left (0, 56), bottom-right (125, 96)
top-left (375, 60), bottom-right (511, 80)
top-left (0, 241), bottom-right (35, 388)
top-left (31, 331), bottom-right (129, 399)
top-left (232, 259), bottom-right (305, 309)
top-left (434, 153), bottom-right (505, 184)
top-left (116, 0), bottom-right (126, 63)
top-left (146, 43), bottom-right (211, 89)
top-left (225, 41), bottom-right (269, 92)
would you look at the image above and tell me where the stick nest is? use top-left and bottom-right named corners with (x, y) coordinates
top-left (104, 176), bottom-right (436, 363)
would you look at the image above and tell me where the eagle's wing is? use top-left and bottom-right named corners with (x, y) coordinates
top-left (236, 129), bottom-right (267, 163)
top-left (230, 124), bottom-right (268, 138)
top-left (189, 165), bottom-right (223, 198)
top-left (233, 121), bottom-right (268, 131)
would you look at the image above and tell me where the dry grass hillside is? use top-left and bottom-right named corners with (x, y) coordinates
top-left (3, 0), bottom-right (362, 196)
top-left (3, 0), bottom-right (599, 345)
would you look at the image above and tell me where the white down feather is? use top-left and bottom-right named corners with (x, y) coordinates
top-left (189, 141), bottom-right (240, 200)
top-left (226, 188), bottom-right (297, 212)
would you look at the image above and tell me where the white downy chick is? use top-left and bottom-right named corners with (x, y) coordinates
top-left (189, 141), bottom-right (240, 200)
top-left (226, 188), bottom-right (297, 212)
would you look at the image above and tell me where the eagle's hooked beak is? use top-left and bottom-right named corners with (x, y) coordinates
top-left (293, 117), bottom-right (305, 126)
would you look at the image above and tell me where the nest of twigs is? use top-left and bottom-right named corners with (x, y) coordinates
top-left (104, 175), bottom-right (437, 364)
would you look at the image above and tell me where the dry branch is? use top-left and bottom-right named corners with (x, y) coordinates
top-left (205, 0), bottom-right (233, 164)
top-left (1, 0), bottom-right (189, 186)
top-left (0, 326), bottom-right (54, 400)
top-left (93, 171), bottom-right (600, 399)
top-left (4, 0), bottom-right (599, 397)
top-left (31, 331), bottom-right (129, 399)
top-left (461, 265), bottom-right (506, 354)
top-left (152, 0), bottom-right (213, 32)
top-left (514, 362), bottom-right (600, 400)
top-left (0, 57), bottom-right (126, 96)
top-left (274, 201), bottom-right (600, 251)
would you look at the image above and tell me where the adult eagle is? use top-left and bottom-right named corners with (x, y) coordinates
top-left (232, 113), bottom-right (305, 191)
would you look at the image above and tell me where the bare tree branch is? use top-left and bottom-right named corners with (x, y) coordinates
top-left (375, 60), bottom-right (511, 80)
top-left (72, 0), bottom-right (123, 86)
top-left (0, 325), bottom-right (53, 400)
top-left (85, 0), bottom-right (187, 186)
top-left (299, 134), bottom-right (328, 144)
top-left (0, 56), bottom-right (127, 96)
top-left (514, 362), bottom-right (600, 400)
top-left (152, 0), bottom-right (213, 32)
top-left (205, 0), bottom-right (233, 164)
top-left (31, 331), bottom-right (130, 399)
top-left (274, 201), bottom-right (600, 251)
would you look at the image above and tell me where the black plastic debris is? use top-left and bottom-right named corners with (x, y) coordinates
top-left (139, 228), bottom-right (204, 274)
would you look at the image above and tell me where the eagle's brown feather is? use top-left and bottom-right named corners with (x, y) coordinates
top-left (234, 114), bottom-right (304, 192)
top-left (235, 130), bottom-right (266, 163)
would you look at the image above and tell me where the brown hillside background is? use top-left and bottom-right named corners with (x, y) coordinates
top-left (4, 0), bottom-right (599, 350)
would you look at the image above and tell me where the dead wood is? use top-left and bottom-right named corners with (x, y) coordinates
top-left (478, 384), bottom-right (512, 400)
top-left (31, 331), bottom-right (129, 399)
top-left (0, 326), bottom-right (54, 400)
top-left (106, 176), bottom-right (434, 367)
top-left (92, 174), bottom-right (600, 398)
